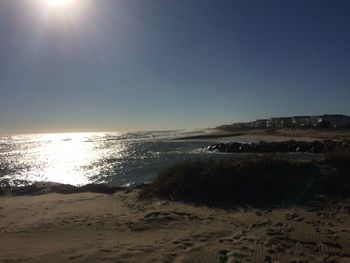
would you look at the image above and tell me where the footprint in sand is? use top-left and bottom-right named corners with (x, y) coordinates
top-left (171, 238), bottom-right (195, 250)
top-left (285, 212), bottom-right (304, 222)
top-left (220, 249), bottom-right (252, 263)
top-left (129, 211), bottom-right (200, 231)
top-left (219, 250), bottom-right (228, 263)
top-left (249, 219), bottom-right (272, 230)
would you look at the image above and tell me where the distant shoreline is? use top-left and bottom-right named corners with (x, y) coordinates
top-left (176, 128), bottom-right (350, 141)
top-left (174, 129), bottom-right (245, 140)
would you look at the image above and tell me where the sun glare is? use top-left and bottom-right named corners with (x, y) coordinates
top-left (37, 0), bottom-right (87, 23)
top-left (46, 0), bottom-right (73, 7)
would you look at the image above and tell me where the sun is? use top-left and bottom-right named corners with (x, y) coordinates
top-left (46, 0), bottom-right (73, 7)
top-left (36, 0), bottom-right (86, 23)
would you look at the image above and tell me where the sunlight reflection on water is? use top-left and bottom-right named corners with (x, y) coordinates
top-left (0, 131), bottom-right (323, 187)
top-left (35, 133), bottom-right (101, 185)
top-left (0, 131), bottom-right (219, 186)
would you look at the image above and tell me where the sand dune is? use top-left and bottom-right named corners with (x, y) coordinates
top-left (1, 191), bottom-right (350, 262)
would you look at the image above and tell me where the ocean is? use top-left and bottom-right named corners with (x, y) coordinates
top-left (0, 130), bottom-right (322, 187)
top-left (0, 130), bottom-right (227, 187)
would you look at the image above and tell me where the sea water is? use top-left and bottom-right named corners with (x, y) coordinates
top-left (0, 130), bottom-right (224, 187)
top-left (0, 130), bottom-right (322, 187)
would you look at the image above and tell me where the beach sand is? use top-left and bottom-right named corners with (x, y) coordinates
top-left (177, 128), bottom-right (350, 141)
top-left (1, 191), bottom-right (350, 262)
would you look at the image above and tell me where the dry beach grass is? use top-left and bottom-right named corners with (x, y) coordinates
top-left (139, 153), bottom-right (350, 206)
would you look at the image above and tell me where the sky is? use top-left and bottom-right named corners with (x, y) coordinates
top-left (0, 0), bottom-right (349, 134)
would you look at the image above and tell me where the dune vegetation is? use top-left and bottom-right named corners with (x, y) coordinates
top-left (139, 151), bottom-right (350, 207)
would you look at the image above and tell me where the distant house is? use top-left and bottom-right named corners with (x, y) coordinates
top-left (270, 118), bottom-right (278, 129)
top-left (245, 122), bottom-right (256, 129)
top-left (292, 116), bottom-right (312, 127)
top-left (281, 117), bottom-right (294, 128)
top-left (270, 117), bottom-right (293, 129)
top-left (317, 114), bottom-right (350, 128)
top-left (310, 116), bottom-right (319, 127)
top-left (254, 119), bottom-right (270, 129)
top-left (218, 114), bottom-right (350, 131)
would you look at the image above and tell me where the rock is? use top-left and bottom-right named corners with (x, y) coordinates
top-left (207, 139), bottom-right (350, 153)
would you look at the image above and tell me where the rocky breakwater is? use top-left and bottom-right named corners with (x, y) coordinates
top-left (208, 139), bottom-right (350, 153)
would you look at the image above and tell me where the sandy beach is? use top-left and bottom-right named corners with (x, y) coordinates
top-left (177, 129), bottom-right (350, 141)
top-left (1, 190), bottom-right (350, 263)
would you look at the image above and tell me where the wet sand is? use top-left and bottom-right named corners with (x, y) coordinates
top-left (1, 191), bottom-right (350, 262)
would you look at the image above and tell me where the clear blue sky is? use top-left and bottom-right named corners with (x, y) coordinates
top-left (0, 0), bottom-right (349, 133)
